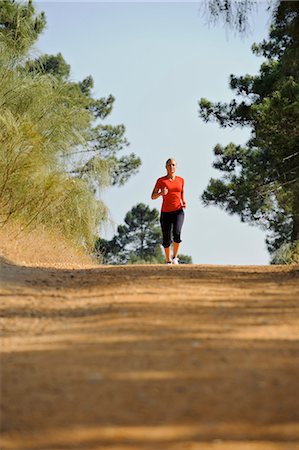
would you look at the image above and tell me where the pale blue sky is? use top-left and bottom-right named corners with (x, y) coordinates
top-left (35, 1), bottom-right (272, 264)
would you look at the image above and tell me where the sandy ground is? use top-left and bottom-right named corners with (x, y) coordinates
top-left (1, 258), bottom-right (299, 450)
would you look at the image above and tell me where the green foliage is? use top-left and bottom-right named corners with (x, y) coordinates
top-left (0, 44), bottom-right (103, 248)
top-left (95, 203), bottom-right (164, 264)
top-left (201, 1), bottom-right (277, 34)
top-left (271, 240), bottom-right (299, 265)
top-left (25, 51), bottom-right (142, 190)
top-left (199, 2), bottom-right (299, 259)
top-left (26, 52), bottom-right (71, 79)
top-left (0, 0), bottom-right (46, 55)
top-left (177, 254), bottom-right (193, 264)
top-left (128, 249), bottom-right (164, 265)
top-left (0, 0), bottom-right (141, 250)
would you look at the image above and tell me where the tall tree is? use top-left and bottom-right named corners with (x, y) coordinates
top-left (95, 203), bottom-right (164, 264)
top-left (199, 2), bottom-right (299, 261)
top-left (0, 0), bottom-right (141, 249)
top-left (0, 36), bottom-right (102, 247)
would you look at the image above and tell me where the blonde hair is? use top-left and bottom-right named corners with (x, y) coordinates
top-left (165, 158), bottom-right (176, 167)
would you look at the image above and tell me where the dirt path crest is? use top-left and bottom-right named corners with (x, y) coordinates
top-left (1, 261), bottom-right (299, 449)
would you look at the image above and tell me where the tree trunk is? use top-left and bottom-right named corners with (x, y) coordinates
top-left (291, 193), bottom-right (299, 241)
top-left (291, 216), bottom-right (299, 241)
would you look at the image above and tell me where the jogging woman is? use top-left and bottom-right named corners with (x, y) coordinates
top-left (151, 158), bottom-right (186, 264)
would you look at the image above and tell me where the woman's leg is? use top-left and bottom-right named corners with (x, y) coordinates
top-left (173, 241), bottom-right (180, 259)
top-left (164, 246), bottom-right (171, 262)
top-left (172, 210), bottom-right (184, 259)
top-left (160, 212), bottom-right (172, 263)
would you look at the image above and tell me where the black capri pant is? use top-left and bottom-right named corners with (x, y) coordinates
top-left (160, 209), bottom-right (184, 248)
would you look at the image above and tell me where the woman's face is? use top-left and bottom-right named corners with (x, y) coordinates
top-left (166, 159), bottom-right (176, 176)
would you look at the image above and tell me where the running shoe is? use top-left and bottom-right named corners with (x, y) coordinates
top-left (166, 261), bottom-right (172, 265)
top-left (172, 257), bottom-right (179, 265)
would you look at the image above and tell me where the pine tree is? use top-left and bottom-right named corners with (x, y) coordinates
top-left (199, 2), bottom-right (299, 261)
top-left (0, 0), bottom-right (141, 250)
top-left (95, 204), bottom-right (164, 264)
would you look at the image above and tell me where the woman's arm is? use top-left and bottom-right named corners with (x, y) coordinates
top-left (151, 186), bottom-right (168, 200)
top-left (181, 189), bottom-right (186, 208)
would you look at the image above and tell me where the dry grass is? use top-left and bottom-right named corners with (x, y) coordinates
top-left (0, 223), bottom-right (99, 269)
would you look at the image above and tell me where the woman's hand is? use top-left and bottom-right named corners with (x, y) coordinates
top-left (151, 187), bottom-right (168, 200)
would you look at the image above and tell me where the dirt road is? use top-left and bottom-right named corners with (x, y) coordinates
top-left (1, 259), bottom-right (299, 450)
